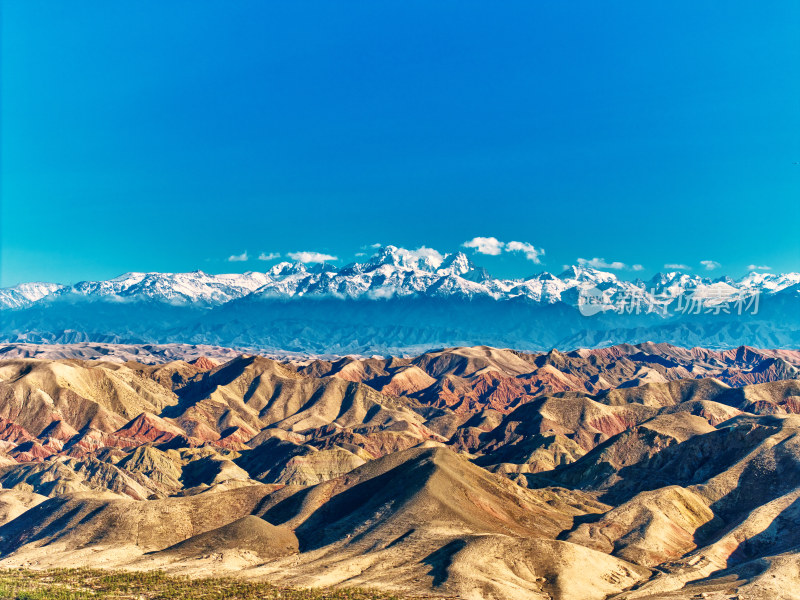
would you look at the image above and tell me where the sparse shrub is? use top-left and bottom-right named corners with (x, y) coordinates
top-left (0, 569), bottom-right (409, 600)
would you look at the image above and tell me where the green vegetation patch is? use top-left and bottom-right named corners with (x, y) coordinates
top-left (0, 569), bottom-right (410, 600)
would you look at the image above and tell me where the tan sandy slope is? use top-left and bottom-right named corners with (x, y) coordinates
top-left (0, 346), bottom-right (798, 599)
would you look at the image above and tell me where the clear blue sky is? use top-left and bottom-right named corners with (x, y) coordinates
top-left (2, 1), bottom-right (799, 286)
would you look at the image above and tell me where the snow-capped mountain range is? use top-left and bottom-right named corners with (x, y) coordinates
top-left (3, 246), bottom-right (799, 354)
top-left (3, 245), bottom-right (798, 311)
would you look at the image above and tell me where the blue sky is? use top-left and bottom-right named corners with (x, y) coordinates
top-left (2, 1), bottom-right (799, 286)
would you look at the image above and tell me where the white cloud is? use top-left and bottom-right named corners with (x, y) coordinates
top-left (369, 243), bottom-right (382, 249)
top-left (367, 287), bottom-right (397, 300)
top-left (664, 263), bottom-right (691, 270)
top-left (258, 252), bottom-right (280, 261)
top-left (354, 252), bottom-right (366, 257)
top-left (747, 264), bottom-right (772, 271)
top-left (463, 237), bottom-right (545, 263)
top-left (288, 251), bottom-right (337, 263)
top-left (408, 246), bottom-right (444, 267)
top-left (227, 251), bottom-right (249, 262)
top-left (700, 260), bottom-right (721, 271)
top-left (505, 241), bottom-right (544, 263)
top-left (462, 236), bottom-right (504, 256)
top-left (577, 257), bottom-right (627, 270)
top-left (632, 264), bottom-right (644, 271)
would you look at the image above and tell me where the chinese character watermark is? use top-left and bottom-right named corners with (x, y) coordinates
top-left (577, 287), bottom-right (760, 317)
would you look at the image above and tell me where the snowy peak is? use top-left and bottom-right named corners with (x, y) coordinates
top-left (32, 271), bottom-right (271, 306)
top-left (739, 271), bottom-right (800, 292)
top-left (558, 266), bottom-right (617, 284)
top-left (0, 282), bottom-right (65, 309)
top-left (436, 251), bottom-right (473, 276)
top-left (365, 245), bottom-right (445, 272)
top-left (366, 245), bottom-right (414, 269)
top-left (2, 248), bottom-right (799, 312)
top-left (360, 245), bottom-right (472, 276)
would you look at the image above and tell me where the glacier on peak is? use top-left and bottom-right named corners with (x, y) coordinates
top-left (1, 245), bottom-right (797, 312)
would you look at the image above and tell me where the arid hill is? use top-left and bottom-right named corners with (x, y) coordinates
top-left (296, 342), bottom-right (800, 413)
top-left (0, 343), bottom-right (798, 599)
